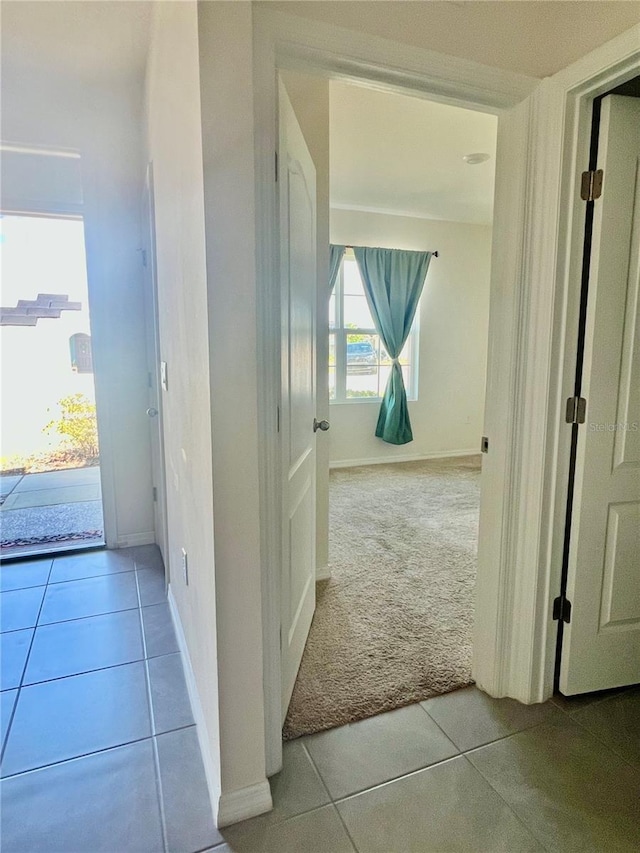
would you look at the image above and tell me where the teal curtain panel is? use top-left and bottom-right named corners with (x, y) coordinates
top-left (353, 247), bottom-right (432, 445)
top-left (329, 244), bottom-right (346, 292)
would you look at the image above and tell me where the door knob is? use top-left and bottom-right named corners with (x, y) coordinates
top-left (313, 418), bottom-right (330, 432)
top-left (146, 407), bottom-right (158, 418)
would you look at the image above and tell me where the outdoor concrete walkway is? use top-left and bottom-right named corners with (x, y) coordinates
top-left (0, 467), bottom-right (103, 553)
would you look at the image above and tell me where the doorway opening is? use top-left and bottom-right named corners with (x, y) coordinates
top-left (0, 212), bottom-right (104, 559)
top-left (282, 77), bottom-right (497, 739)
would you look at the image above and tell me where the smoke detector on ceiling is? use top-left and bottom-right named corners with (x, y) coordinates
top-left (463, 152), bottom-right (491, 165)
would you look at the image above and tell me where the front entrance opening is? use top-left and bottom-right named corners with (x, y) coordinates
top-left (0, 213), bottom-right (104, 558)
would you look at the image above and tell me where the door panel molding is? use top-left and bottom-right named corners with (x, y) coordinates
top-left (600, 502), bottom-right (640, 631)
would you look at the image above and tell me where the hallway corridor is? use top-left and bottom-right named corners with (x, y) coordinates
top-left (0, 545), bottom-right (221, 852)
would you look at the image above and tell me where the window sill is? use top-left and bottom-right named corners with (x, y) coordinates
top-left (330, 398), bottom-right (418, 405)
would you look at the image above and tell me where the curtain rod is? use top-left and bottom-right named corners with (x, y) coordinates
top-left (344, 245), bottom-right (438, 257)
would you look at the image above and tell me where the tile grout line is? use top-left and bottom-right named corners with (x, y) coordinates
top-left (331, 752), bottom-right (465, 806)
top-left (416, 699), bottom-right (466, 751)
top-left (458, 752), bottom-right (555, 852)
top-left (0, 723), bottom-right (198, 782)
top-left (135, 559), bottom-right (170, 853)
top-left (420, 697), bottom-right (567, 756)
top-left (1, 597), bottom-right (168, 636)
top-left (20, 654), bottom-right (150, 690)
top-left (46, 567), bottom-right (135, 585)
top-left (17, 646), bottom-right (184, 690)
top-left (565, 707), bottom-right (640, 775)
top-left (299, 739), bottom-right (361, 849)
top-left (0, 561), bottom-right (53, 763)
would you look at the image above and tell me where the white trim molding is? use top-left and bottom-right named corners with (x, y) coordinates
top-left (255, 8), bottom-right (537, 113)
top-left (115, 531), bottom-right (156, 548)
top-left (217, 781), bottom-right (274, 829)
top-left (330, 449), bottom-right (480, 469)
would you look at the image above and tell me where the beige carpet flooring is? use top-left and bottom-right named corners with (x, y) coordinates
top-left (283, 455), bottom-right (480, 740)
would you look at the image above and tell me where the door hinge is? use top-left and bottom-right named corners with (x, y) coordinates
top-left (277, 405), bottom-right (280, 433)
top-left (553, 595), bottom-right (572, 624)
top-left (275, 151), bottom-right (278, 182)
top-left (580, 169), bottom-right (603, 202)
top-left (148, 372), bottom-right (153, 389)
top-left (140, 248), bottom-right (148, 267)
top-left (152, 486), bottom-right (157, 502)
top-left (481, 436), bottom-right (489, 454)
top-left (565, 396), bottom-right (586, 425)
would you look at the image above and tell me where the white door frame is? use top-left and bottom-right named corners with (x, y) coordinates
top-left (141, 162), bottom-right (169, 573)
top-left (252, 9), bottom-right (640, 775)
top-left (542, 34), bottom-right (640, 695)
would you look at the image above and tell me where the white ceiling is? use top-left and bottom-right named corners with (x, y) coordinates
top-left (1, 1), bottom-right (153, 82)
top-left (3, 1), bottom-right (638, 84)
top-left (270, 1), bottom-right (640, 79)
top-left (330, 81), bottom-right (498, 224)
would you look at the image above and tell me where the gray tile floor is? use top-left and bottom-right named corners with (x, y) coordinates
top-left (218, 684), bottom-right (640, 853)
top-left (2, 545), bottom-right (639, 852)
top-left (0, 545), bottom-right (221, 853)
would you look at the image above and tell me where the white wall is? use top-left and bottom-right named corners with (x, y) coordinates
top-left (330, 209), bottom-right (492, 465)
top-left (280, 71), bottom-right (332, 574)
top-left (0, 56), bottom-right (154, 547)
top-left (144, 0), bottom-right (221, 813)
top-left (197, 0), bottom-right (270, 820)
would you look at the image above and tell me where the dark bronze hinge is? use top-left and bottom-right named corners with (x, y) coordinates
top-left (580, 169), bottom-right (603, 202)
top-left (553, 595), bottom-right (572, 624)
top-left (565, 396), bottom-right (586, 425)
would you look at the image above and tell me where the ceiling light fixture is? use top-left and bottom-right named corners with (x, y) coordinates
top-left (463, 152), bottom-right (490, 165)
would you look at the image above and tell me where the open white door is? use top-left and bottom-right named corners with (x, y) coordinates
top-left (560, 95), bottom-right (640, 695)
top-left (278, 80), bottom-right (318, 718)
top-left (141, 163), bottom-right (169, 570)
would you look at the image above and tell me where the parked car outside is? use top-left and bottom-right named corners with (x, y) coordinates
top-left (346, 340), bottom-right (377, 374)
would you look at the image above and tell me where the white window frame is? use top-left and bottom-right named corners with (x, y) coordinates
top-left (329, 252), bottom-right (419, 404)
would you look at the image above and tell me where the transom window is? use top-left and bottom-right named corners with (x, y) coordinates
top-left (329, 253), bottom-right (418, 403)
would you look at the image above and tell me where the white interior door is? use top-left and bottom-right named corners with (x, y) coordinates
top-left (141, 163), bottom-right (169, 571)
top-left (279, 80), bottom-right (318, 719)
top-left (560, 95), bottom-right (640, 695)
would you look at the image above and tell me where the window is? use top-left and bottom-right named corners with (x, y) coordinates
top-left (329, 253), bottom-right (418, 402)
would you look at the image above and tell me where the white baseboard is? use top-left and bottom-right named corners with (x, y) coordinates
top-left (315, 564), bottom-right (331, 581)
top-left (217, 780), bottom-right (273, 828)
top-left (167, 587), bottom-right (221, 825)
top-left (167, 587), bottom-right (273, 828)
top-left (115, 530), bottom-right (156, 548)
top-left (330, 449), bottom-right (480, 469)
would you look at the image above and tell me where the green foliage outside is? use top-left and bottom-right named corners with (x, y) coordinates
top-left (347, 390), bottom-right (379, 398)
top-left (44, 393), bottom-right (100, 462)
top-left (345, 324), bottom-right (370, 343)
